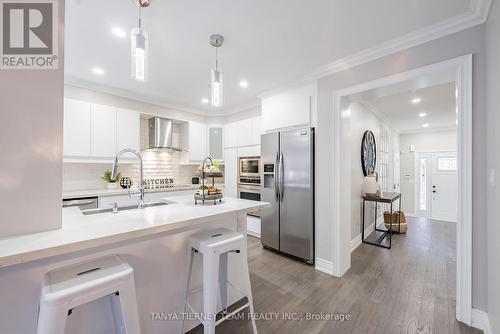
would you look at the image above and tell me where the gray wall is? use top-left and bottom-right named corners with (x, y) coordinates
top-left (486, 1), bottom-right (500, 331)
top-left (0, 1), bottom-right (65, 237)
top-left (349, 102), bottom-right (400, 239)
top-left (316, 25), bottom-right (487, 310)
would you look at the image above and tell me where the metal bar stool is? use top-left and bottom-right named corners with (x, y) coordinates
top-left (36, 255), bottom-right (141, 334)
top-left (182, 228), bottom-right (257, 334)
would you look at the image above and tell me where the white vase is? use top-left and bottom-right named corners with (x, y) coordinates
top-left (107, 182), bottom-right (117, 190)
top-left (363, 175), bottom-right (378, 196)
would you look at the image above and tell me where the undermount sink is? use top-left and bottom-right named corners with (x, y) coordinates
top-left (81, 202), bottom-right (169, 215)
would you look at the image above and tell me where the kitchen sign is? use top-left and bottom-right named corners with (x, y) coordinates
top-left (0, 0), bottom-right (58, 69)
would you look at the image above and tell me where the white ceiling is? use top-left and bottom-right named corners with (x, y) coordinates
top-left (65, 0), bottom-right (472, 115)
top-left (364, 82), bottom-right (457, 133)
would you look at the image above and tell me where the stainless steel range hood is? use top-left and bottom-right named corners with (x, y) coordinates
top-left (148, 117), bottom-right (181, 151)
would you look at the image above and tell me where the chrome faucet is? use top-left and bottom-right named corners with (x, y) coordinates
top-left (111, 148), bottom-right (145, 209)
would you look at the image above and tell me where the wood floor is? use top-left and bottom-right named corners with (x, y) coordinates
top-left (188, 217), bottom-right (482, 334)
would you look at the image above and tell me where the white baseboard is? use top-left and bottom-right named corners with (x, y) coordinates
top-left (351, 234), bottom-right (362, 252)
top-left (472, 308), bottom-right (493, 334)
top-left (351, 218), bottom-right (386, 252)
top-left (315, 257), bottom-right (334, 275)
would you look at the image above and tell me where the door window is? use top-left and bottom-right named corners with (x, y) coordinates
top-left (437, 157), bottom-right (457, 171)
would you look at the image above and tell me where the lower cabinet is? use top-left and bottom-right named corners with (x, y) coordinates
top-left (247, 216), bottom-right (261, 238)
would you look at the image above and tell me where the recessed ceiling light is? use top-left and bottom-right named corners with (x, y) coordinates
top-left (418, 112), bottom-right (427, 118)
top-left (422, 123), bottom-right (429, 128)
top-left (201, 98), bottom-right (209, 104)
top-left (111, 26), bottom-right (127, 39)
top-left (411, 97), bottom-right (422, 104)
top-left (92, 67), bottom-right (105, 75)
top-left (239, 80), bottom-right (249, 88)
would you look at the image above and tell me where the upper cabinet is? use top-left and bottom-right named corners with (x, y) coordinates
top-left (250, 116), bottom-right (262, 146)
top-left (224, 116), bottom-right (262, 148)
top-left (63, 98), bottom-right (140, 162)
top-left (91, 104), bottom-right (116, 158)
top-left (116, 108), bottom-right (140, 153)
top-left (64, 99), bottom-right (91, 157)
top-left (182, 121), bottom-right (207, 162)
top-left (224, 121), bottom-right (238, 148)
top-left (261, 82), bottom-right (316, 132)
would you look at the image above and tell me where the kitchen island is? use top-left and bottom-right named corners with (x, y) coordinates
top-left (0, 196), bottom-right (268, 334)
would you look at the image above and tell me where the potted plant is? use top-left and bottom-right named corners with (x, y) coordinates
top-left (101, 170), bottom-right (121, 190)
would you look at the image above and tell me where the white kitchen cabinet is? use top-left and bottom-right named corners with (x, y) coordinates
top-left (63, 99), bottom-right (91, 157)
top-left (247, 216), bottom-right (261, 238)
top-left (250, 116), bottom-right (262, 145)
top-left (91, 104), bottom-right (117, 158)
top-left (237, 145), bottom-right (260, 157)
top-left (116, 108), bottom-right (140, 153)
top-left (207, 125), bottom-right (224, 161)
top-left (187, 121), bottom-right (207, 162)
top-left (224, 148), bottom-right (238, 198)
top-left (224, 121), bottom-right (238, 148)
top-left (261, 83), bottom-right (316, 131)
top-left (236, 119), bottom-right (253, 147)
top-left (224, 117), bottom-right (261, 148)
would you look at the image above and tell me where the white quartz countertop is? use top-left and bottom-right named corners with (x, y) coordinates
top-left (0, 196), bottom-right (268, 269)
top-left (62, 185), bottom-right (201, 199)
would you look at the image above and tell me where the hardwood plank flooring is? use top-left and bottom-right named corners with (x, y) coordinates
top-left (187, 217), bottom-right (481, 334)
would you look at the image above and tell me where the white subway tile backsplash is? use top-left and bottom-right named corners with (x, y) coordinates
top-left (63, 151), bottom-right (224, 192)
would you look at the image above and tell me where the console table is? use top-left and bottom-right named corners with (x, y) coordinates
top-left (361, 192), bottom-right (402, 249)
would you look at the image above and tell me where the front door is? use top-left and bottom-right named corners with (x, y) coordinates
top-left (430, 152), bottom-right (458, 222)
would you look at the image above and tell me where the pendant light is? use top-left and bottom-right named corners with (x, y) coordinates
top-left (210, 34), bottom-right (224, 107)
top-left (131, 0), bottom-right (150, 82)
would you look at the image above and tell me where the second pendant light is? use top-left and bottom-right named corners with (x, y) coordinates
top-left (209, 34), bottom-right (224, 107)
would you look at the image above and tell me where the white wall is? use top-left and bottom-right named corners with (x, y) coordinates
top-left (486, 1), bottom-right (500, 332)
top-left (316, 25), bottom-right (487, 310)
top-left (0, 1), bottom-right (65, 238)
top-left (349, 103), bottom-right (400, 239)
top-left (399, 130), bottom-right (457, 214)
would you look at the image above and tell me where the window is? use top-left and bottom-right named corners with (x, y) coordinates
top-left (438, 157), bottom-right (457, 171)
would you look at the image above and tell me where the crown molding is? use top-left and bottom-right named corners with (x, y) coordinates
top-left (258, 0), bottom-right (491, 100)
top-left (64, 77), bottom-right (217, 117)
top-left (223, 101), bottom-right (261, 116)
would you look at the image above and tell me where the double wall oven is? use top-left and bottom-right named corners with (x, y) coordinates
top-left (237, 156), bottom-right (261, 217)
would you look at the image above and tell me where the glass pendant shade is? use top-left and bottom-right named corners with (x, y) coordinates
top-left (131, 27), bottom-right (149, 82)
top-left (211, 68), bottom-right (223, 107)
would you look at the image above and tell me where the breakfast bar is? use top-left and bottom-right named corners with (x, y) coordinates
top-left (0, 196), bottom-right (268, 334)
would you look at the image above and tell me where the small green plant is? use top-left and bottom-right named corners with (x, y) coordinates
top-left (101, 170), bottom-right (121, 183)
top-left (212, 161), bottom-right (221, 169)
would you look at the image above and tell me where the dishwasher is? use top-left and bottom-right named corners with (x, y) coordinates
top-left (62, 197), bottom-right (98, 210)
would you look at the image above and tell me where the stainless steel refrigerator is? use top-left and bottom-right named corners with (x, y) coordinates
top-left (260, 127), bottom-right (314, 264)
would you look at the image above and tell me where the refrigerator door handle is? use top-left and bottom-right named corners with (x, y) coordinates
top-left (280, 152), bottom-right (284, 202)
top-left (275, 152), bottom-right (280, 201)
